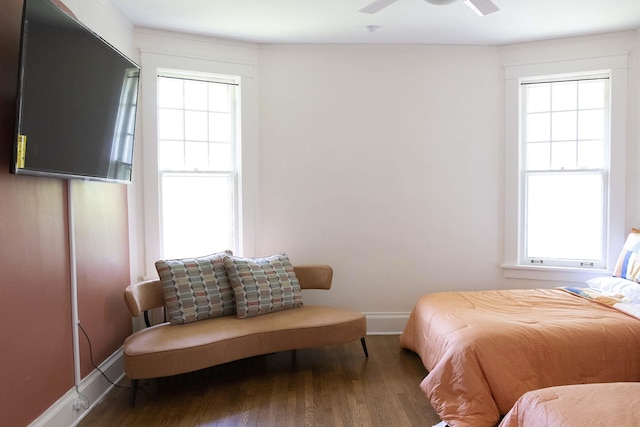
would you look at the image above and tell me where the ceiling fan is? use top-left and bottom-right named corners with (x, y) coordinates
top-left (360, 0), bottom-right (499, 16)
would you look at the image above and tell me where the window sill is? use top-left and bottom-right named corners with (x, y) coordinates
top-left (502, 264), bottom-right (611, 283)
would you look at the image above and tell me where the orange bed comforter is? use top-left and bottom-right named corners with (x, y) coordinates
top-left (498, 382), bottom-right (640, 427)
top-left (399, 289), bottom-right (640, 427)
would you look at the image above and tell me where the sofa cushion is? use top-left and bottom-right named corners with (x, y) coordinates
top-left (155, 250), bottom-right (234, 325)
top-left (123, 305), bottom-right (367, 380)
top-left (224, 253), bottom-right (303, 318)
top-left (614, 229), bottom-right (640, 282)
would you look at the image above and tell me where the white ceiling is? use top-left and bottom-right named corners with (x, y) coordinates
top-left (107, 0), bottom-right (640, 45)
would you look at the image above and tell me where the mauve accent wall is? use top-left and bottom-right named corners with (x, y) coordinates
top-left (0, 1), bottom-right (132, 425)
top-left (74, 180), bottom-right (131, 378)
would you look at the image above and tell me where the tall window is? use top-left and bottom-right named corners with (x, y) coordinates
top-left (156, 73), bottom-right (239, 259)
top-left (520, 74), bottom-right (610, 268)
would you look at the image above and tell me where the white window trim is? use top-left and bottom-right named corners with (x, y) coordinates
top-left (139, 51), bottom-right (259, 279)
top-left (503, 53), bottom-right (629, 282)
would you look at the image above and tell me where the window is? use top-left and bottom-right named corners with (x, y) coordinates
top-left (137, 50), bottom-right (258, 281)
top-left (156, 73), bottom-right (239, 259)
top-left (520, 75), bottom-right (609, 268)
top-left (503, 54), bottom-right (628, 280)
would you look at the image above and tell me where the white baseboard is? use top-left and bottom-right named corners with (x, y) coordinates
top-left (29, 347), bottom-right (125, 427)
top-left (364, 312), bottom-right (410, 335)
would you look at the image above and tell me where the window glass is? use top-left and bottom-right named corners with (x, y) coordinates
top-left (526, 113), bottom-right (550, 142)
top-left (526, 84), bottom-right (550, 112)
top-left (157, 75), bottom-right (238, 259)
top-left (551, 82), bottom-right (577, 111)
top-left (158, 78), bottom-right (183, 109)
top-left (208, 143), bottom-right (232, 171)
top-left (158, 109), bottom-right (183, 140)
top-left (578, 110), bottom-right (604, 140)
top-left (184, 111), bottom-right (208, 141)
top-left (578, 80), bottom-right (605, 109)
top-left (521, 75), bottom-right (609, 267)
top-left (550, 141), bottom-right (576, 170)
top-left (526, 142), bottom-right (550, 170)
top-left (184, 80), bottom-right (208, 110)
top-left (209, 113), bottom-right (232, 143)
top-left (551, 111), bottom-right (577, 141)
top-left (161, 174), bottom-right (233, 259)
top-left (526, 173), bottom-right (603, 261)
top-left (209, 83), bottom-right (230, 112)
top-left (577, 140), bottom-right (603, 169)
top-left (159, 140), bottom-right (184, 170)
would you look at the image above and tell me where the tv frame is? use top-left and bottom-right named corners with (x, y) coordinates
top-left (12, 0), bottom-right (141, 184)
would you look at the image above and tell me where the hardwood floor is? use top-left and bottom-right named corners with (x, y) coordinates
top-left (78, 335), bottom-right (441, 426)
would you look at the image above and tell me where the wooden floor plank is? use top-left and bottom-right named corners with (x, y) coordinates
top-left (78, 335), bottom-right (440, 426)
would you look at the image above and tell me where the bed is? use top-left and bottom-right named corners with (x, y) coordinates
top-left (399, 281), bottom-right (640, 427)
top-left (498, 382), bottom-right (640, 427)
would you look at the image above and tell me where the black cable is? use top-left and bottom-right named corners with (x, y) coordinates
top-left (77, 322), bottom-right (130, 389)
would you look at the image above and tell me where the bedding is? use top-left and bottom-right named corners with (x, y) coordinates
top-left (498, 382), bottom-right (640, 427)
top-left (399, 288), bottom-right (640, 427)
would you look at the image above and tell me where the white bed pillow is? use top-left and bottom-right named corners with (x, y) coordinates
top-left (585, 276), bottom-right (640, 303)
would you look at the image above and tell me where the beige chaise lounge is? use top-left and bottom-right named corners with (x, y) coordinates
top-left (123, 265), bottom-right (367, 406)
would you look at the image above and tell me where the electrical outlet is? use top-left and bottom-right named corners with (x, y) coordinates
top-left (72, 395), bottom-right (89, 411)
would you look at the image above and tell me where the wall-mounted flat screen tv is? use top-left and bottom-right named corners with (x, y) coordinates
top-left (12, 0), bottom-right (140, 184)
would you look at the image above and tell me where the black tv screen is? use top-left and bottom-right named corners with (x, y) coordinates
top-left (12, 0), bottom-right (140, 183)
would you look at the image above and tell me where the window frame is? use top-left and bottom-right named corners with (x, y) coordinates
top-left (138, 51), bottom-right (259, 280)
top-left (503, 54), bottom-right (628, 282)
top-left (519, 73), bottom-right (610, 269)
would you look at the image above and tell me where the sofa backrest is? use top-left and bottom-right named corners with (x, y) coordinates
top-left (123, 264), bottom-right (334, 320)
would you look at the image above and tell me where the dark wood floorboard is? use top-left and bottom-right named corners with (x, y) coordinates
top-left (78, 335), bottom-right (440, 426)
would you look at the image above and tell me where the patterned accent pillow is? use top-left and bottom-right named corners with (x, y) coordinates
top-left (614, 229), bottom-right (640, 282)
top-left (223, 253), bottom-right (303, 319)
top-left (155, 250), bottom-right (235, 325)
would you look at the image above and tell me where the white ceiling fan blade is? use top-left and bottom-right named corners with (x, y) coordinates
top-left (359, 0), bottom-right (400, 14)
top-left (464, 0), bottom-right (499, 16)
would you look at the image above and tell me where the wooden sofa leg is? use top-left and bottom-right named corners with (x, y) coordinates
top-left (130, 379), bottom-right (139, 407)
top-left (360, 337), bottom-right (369, 358)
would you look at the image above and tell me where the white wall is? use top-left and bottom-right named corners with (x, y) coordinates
top-left (258, 35), bottom-right (638, 325)
top-left (258, 44), bottom-right (505, 316)
top-left (61, 0), bottom-right (137, 61)
top-left (124, 27), bottom-right (639, 331)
